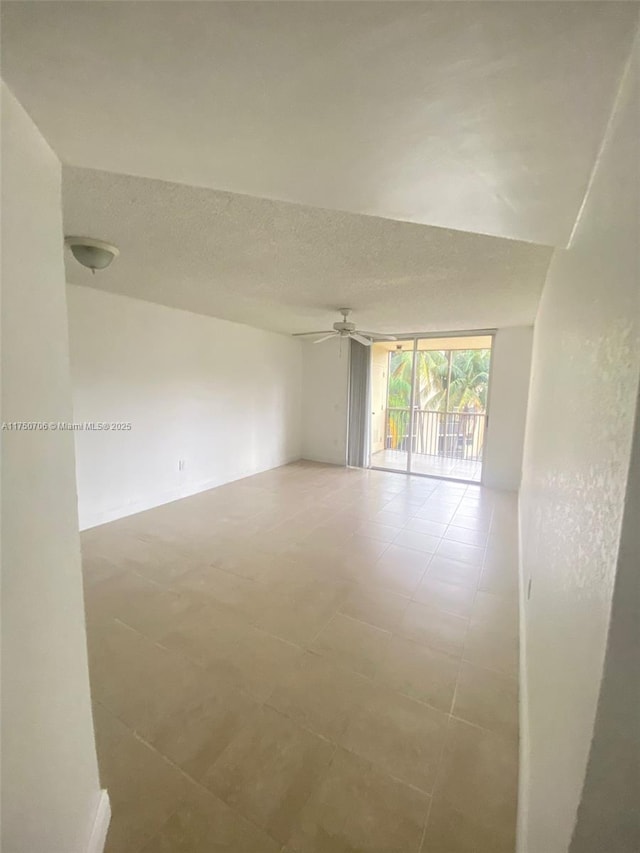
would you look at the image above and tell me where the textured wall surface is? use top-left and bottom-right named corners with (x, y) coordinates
top-left (1, 84), bottom-right (102, 853)
top-left (518, 37), bottom-right (639, 853)
top-left (68, 285), bottom-right (303, 529)
top-left (569, 388), bottom-right (640, 853)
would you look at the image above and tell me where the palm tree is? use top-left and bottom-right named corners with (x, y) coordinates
top-left (447, 349), bottom-right (490, 411)
top-left (387, 351), bottom-right (412, 448)
top-left (415, 350), bottom-right (449, 410)
top-left (384, 347), bottom-right (490, 449)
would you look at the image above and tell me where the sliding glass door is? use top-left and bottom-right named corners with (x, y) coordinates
top-left (370, 339), bottom-right (415, 472)
top-left (369, 334), bottom-right (492, 483)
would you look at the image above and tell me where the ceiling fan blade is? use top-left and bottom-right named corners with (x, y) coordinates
top-left (313, 333), bottom-right (339, 344)
top-left (359, 332), bottom-right (398, 341)
top-left (350, 333), bottom-right (373, 346)
top-left (292, 330), bottom-right (333, 337)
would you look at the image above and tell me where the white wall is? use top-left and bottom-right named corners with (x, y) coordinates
top-left (300, 331), bottom-right (533, 482)
top-left (518, 36), bottom-right (639, 853)
top-left (483, 326), bottom-right (534, 491)
top-left (1, 85), bottom-right (104, 853)
top-left (569, 388), bottom-right (640, 853)
top-left (301, 337), bottom-right (350, 465)
top-left (67, 285), bottom-right (303, 529)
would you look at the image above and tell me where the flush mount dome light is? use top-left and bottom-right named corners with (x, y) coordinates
top-left (64, 236), bottom-right (119, 273)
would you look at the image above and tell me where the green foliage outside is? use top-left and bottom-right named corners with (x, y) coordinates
top-left (386, 348), bottom-right (490, 449)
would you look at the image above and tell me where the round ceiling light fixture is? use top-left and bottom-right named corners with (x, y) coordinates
top-left (64, 236), bottom-right (119, 273)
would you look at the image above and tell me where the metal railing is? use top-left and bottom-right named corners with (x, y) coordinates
top-left (385, 407), bottom-right (486, 461)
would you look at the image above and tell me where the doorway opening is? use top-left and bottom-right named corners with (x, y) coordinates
top-left (369, 334), bottom-right (493, 483)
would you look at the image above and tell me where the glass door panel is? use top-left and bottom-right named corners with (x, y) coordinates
top-left (370, 340), bottom-right (415, 473)
top-left (370, 335), bottom-right (491, 483)
top-left (408, 340), bottom-right (491, 482)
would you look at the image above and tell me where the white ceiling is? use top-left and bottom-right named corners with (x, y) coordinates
top-left (3, 2), bottom-right (637, 247)
top-left (62, 166), bottom-right (552, 335)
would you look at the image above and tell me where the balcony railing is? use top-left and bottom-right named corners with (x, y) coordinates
top-left (385, 407), bottom-right (486, 462)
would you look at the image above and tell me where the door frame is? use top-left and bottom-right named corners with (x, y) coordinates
top-left (369, 328), bottom-right (496, 484)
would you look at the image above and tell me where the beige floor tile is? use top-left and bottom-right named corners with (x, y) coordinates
top-left (339, 533), bottom-right (391, 562)
top-left (376, 636), bottom-right (460, 713)
top-left (374, 505), bottom-right (417, 523)
top-left (443, 524), bottom-right (489, 547)
top-left (84, 464), bottom-right (520, 852)
top-left (430, 718), bottom-right (518, 841)
top-left (405, 517), bottom-right (448, 537)
top-left (371, 510), bottom-right (407, 529)
top-left (288, 748), bottom-right (429, 853)
top-left (212, 542), bottom-right (277, 580)
top-left (139, 781), bottom-right (281, 853)
top-left (414, 505), bottom-right (457, 524)
top-left (471, 589), bottom-right (519, 640)
top-left (478, 559), bottom-right (519, 598)
top-left (81, 553), bottom-right (127, 588)
top-left (341, 685), bottom-right (448, 792)
top-left (97, 708), bottom-right (188, 853)
top-left (310, 613), bottom-right (391, 678)
top-left (452, 661), bottom-right (519, 739)
top-left (422, 799), bottom-right (516, 853)
top-left (301, 520), bottom-right (355, 548)
top-left (355, 520), bottom-right (401, 542)
top-left (368, 545), bottom-right (431, 596)
top-left (338, 585), bottom-right (410, 631)
top-left (203, 705), bottom-right (335, 844)
top-left (376, 543), bottom-right (433, 573)
top-left (399, 601), bottom-right (468, 657)
top-left (427, 555), bottom-right (481, 589)
top-left (258, 556), bottom-right (342, 589)
top-left (150, 683), bottom-right (261, 781)
top-left (116, 536), bottom-right (205, 585)
top-left (87, 619), bottom-right (216, 742)
top-left (464, 621), bottom-right (519, 677)
top-left (159, 604), bottom-right (303, 701)
top-left (412, 575), bottom-right (476, 618)
top-left (448, 512), bottom-right (491, 532)
top-left (170, 564), bottom-right (258, 617)
top-left (267, 652), bottom-right (372, 741)
top-left (85, 570), bottom-right (202, 641)
top-left (436, 539), bottom-right (485, 567)
top-left (275, 539), bottom-right (346, 575)
top-left (92, 700), bottom-right (134, 769)
top-left (393, 529), bottom-right (441, 553)
top-left (249, 578), bottom-right (346, 645)
top-left (483, 543), bottom-right (518, 570)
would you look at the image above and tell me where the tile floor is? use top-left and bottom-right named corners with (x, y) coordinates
top-left (82, 461), bottom-right (519, 853)
top-left (370, 450), bottom-right (482, 482)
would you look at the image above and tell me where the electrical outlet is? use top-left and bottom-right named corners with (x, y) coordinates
top-left (178, 459), bottom-right (186, 472)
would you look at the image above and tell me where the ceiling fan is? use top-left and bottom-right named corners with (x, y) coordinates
top-left (292, 309), bottom-right (397, 346)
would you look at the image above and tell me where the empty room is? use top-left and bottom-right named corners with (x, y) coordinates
top-left (1, 3), bottom-right (638, 853)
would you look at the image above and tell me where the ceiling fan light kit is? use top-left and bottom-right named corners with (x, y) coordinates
top-left (292, 309), bottom-right (397, 346)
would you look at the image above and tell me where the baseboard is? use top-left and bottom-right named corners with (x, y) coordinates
top-left (86, 790), bottom-right (110, 853)
top-left (516, 493), bottom-right (529, 853)
top-left (78, 454), bottom-right (301, 530)
top-left (298, 454), bottom-right (346, 467)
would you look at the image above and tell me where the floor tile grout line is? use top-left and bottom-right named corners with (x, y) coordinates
top-left (85, 467), bottom-right (519, 850)
top-left (127, 714), bottom-right (286, 851)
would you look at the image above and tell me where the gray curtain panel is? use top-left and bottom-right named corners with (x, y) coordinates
top-left (347, 339), bottom-right (371, 467)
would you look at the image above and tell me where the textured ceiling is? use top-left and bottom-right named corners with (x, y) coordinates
top-left (62, 167), bottom-right (552, 335)
top-left (3, 1), bottom-right (637, 247)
